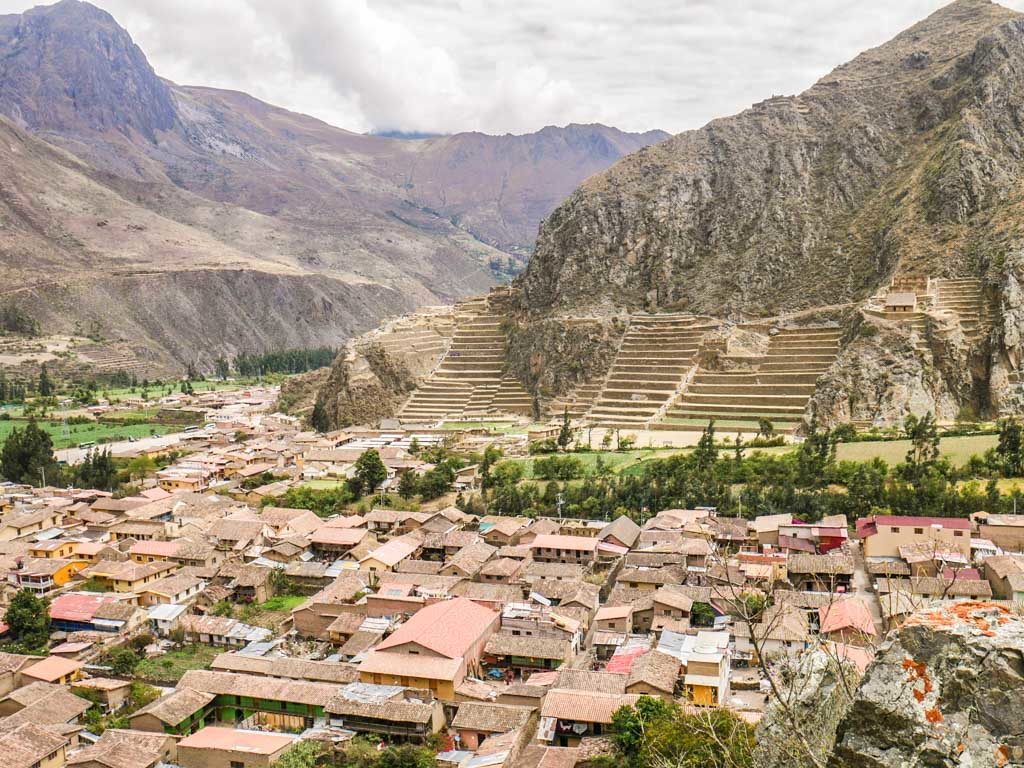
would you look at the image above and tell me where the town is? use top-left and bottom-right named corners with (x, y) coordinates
top-left (0, 379), bottom-right (1020, 768)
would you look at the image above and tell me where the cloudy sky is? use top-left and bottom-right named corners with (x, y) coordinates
top-left (3, 0), bottom-right (1022, 135)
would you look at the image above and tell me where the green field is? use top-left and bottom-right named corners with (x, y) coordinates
top-left (834, 434), bottom-right (997, 467)
top-left (258, 595), bottom-right (307, 612)
top-left (0, 418), bottom-right (172, 450)
top-left (134, 644), bottom-right (220, 684)
top-left (510, 448), bottom-right (692, 478)
top-left (300, 479), bottom-right (349, 490)
top-left (441, 421), bottom-right (533, 434)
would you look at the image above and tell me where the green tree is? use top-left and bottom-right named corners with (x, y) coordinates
top-left (904, 412), bottom-right (940, 470)
top-left (214, 356), bottom-right (230, 380)
top-left (275, 741), bottom-right (326, 768)
top-left (0, 419), bottom-right (59, 486)
top-left (106, 648), bottom-right (141, 675)
top-left (397, 470), bottom-right (419, 499)
top-left (354, 449), bottom-right (387, 496)
top-left (757, 417), bottom-right (775, 440)
top-left (693, 420), bottom-right (718, 470)
top-left (4, 589), bottom-right (51, 649)
top-left (38, 363), bottom-right (53, 396)
top-left (557, 407), bottom-right (572, 451)
top-left (997, 418), bottom-right (1024, 477)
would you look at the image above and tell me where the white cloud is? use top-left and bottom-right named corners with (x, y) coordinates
top-left (1, 0), bottom-right (1022, 135)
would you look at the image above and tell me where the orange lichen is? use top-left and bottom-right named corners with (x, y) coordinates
top-left (904, 601), bottom-right (1015, 635)
top-left (925, 707), bottom-right (944, 723)
top-left (996, 745), bottom-right (1010, 767)
top-left (903, 657), bottom-right (933, 704)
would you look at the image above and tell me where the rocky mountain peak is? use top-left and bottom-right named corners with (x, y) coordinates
top-left (0, 0), bottom-right (176, 140)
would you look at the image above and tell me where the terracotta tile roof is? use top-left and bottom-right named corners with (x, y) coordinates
top-left (484, 633), bottom-right (570, 660)
top-left (787, 553), bottom-right (854, 575)
top-left (67, 729), bottom-right (169, 768)
top-left (443, 541), bottom-right (497, 576)
top-left (209, 653), bottom-right (358, 683)
top-left (132, 688), bottom-right (215, 726)
top-left (540, 689), bottom-right (641, 724)
top-left (529, 534), bottom-right (598, 552)
top-left (552, 669), bottom-right (626, 695)
top-left (360, 536), bottom-right (420, 567)
top-left (819, 598), bottom-right (877, 636)
top-left (0, 723), bottom-right (68, 768)
top-left (625, 650), bottom-right (681, 693)
top-left (451, 701), bottom-right (533, 733)
top-left (358, 650), bottom-right (463, 681)
top-left (177, 726), bottom-right (296, 754)
top-left (20, 656), bottom-right (82, 682)
top-left (324, 690), bottom-right (437, 725)
top-left (375, 597), bottom-right (497, 658)
top-left (176, 670), bottom-right (338, 706)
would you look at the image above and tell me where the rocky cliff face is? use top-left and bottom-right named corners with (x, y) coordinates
top-left (0, 1), bottom-right (664, 372)
top-left (828, 601), bottom-right (1024, 767)
top-left (518, 0), bottom-right (1024, 319)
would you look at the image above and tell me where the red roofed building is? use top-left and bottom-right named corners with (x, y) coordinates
top-left (818, 598), bottom-right (877, 645)
top-left (358, 597), bottom-right (499, 699)
top-left (856, 515), bottom-right (971, 559)
top-left (49, 592), bottom-right (137, 634)
top-left (530, 535), bottom-right (599, 564)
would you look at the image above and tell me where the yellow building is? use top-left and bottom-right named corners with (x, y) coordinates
top-left (857, 516), bottom-right (971, 559)
top-left (9, 557), bottom-right (88, 595)
top-left (0, 723), bottom-right (67, 768)
top-left (82, 559), bottom-right (178, 592)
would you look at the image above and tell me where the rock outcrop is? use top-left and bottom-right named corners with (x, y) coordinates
top-left (829, 601), bottom-right (1024, 767)
top-left (517, 0), bottom-right (1024, 320)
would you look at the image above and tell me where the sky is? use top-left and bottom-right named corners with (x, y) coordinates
top-left (2, 0), bottom-right (1023, 136)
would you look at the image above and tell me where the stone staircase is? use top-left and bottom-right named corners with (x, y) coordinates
top-left (397, 293), bottom-right (532, 422)
top-left (585, 314), bottom-right (716, 428)
top-left (656, 326), bottom-right (842, 433)
top-left (932, 277), bottom-right (993, 343)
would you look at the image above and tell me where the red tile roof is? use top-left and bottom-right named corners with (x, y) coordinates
top-left (819, 598), bottom-right (877, 636)
top-left (49, 592), bottom-right (121, 623)
top-left (375, 597), bottom-right (497, 658)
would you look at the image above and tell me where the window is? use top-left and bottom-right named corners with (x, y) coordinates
top-left (914, 528), bottom-right (924, 535)
top-left (891, 527), bottom-right (900, 533)
top-left (953, 531), bottom-right (964, 537)
top-left (231, 762), bottom-right (245, 768)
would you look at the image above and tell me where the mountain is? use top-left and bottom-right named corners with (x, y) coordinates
top-left (518, 0), bottom-right (1024, 318)
top-left (0, 0), bottom-right (666, 371)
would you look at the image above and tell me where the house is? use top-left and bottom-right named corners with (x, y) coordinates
top-left (50, 592), bottom-right (142, 634)
top-left (598, 516), bottom-right (641, 550)
top-left (20, 656), bottom-right (83, 685)
top-left (818, 598), bottom-right (877, 645)
top-left (594, 605), bottom-right (633, 634)
top-left (308, 527), bottom-right (369, 559)
top-left (440, 541), bottom-right (497, 579)
top-left (735, 604), bottom-right (810, 662)
top-left (451, 701), bottom-right (533, 750)
top-left (856, 515), bottom-right (971, 559)
top-left (650, 587), bottom-right (693, 633)
top-left (0, 508), bottom-right (63, 541)
top-left (66, 728), bottom-right (175, 768)
top-left (147, 603), bottom-right (188, 636)
top-left (479, 517), bottom-right (530, 547)
top-left (885, 291), bottom-right (917, 313)
top-left (80, 559), bottom-right (178, 593)
top-left (748, 513), bottom-right (793, 547)
top-left (359, 536), bottom-right (420, 573)
top-left (483, 633), bottom-right (572, 677)
top-left (71, 678), bottom-right (132, 713)
top-left (982, 555), bottom-right (1024, 601)
top-left (478, 557), bottom-right (526, 583)
top-left (0, 652), bottom-right (40, 697)
top-left (130, 688), bottom-right (217, 736)
top-left (787, 553), bottom-right (854, 592)
top-left (224, 564), bottom-right (274, 603)
top-left (624, 650), bottom-right (680, 701)
top-left (529, 534), bottom-right (598, 565)
top-left (0, 722), bottom-right (68, 768)
top-left (174, 670), bottom-right (337, 731)
top-left (129, 540), bottom-right (182, 564)
top-left (138, 573), bottom-right (206, 606)
top-left (358, 597), bottom-right (499, 699)
top-left (972, 513), bottom-right (1024, 552)
top-left (539, 690), bottom-right (641, 747)
top-left (178, 615), bottom-right (272, 647)
top-left (209, 654), bottom-right (358, 686)
top-left (7, 557), bottom-right (88, 595)
top-left (0, 681), bottom-right (91, 730)
top-left (290, 575), bottom-right (368, 638)
top-left (324, 683), bottom-right (445, 741)
top-left (176, 727), bottom-right (300, 768)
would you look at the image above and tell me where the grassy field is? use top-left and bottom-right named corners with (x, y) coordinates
top-left (135, 644), bottom-right (220, 684)
top-left (510, 448), bottom-right (692, 478)
top-left (0, 418), bottom-right (172, 450)
top-left (441, 421), bottom-right (533, 434)
top-left (833, 434), bottom-right (997, 467)
top-left (300, 479), bottom-right (349, 490)
top-left (258, 595), bottom-right (307, 612)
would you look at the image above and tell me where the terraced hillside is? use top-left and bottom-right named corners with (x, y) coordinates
top-left (586, 315), bottom-right (718, 428)
top-left (658, 327), bottom-right (843, 433)
top-left (932, 278), bottom-right (995, 344)
top-left (398, 291), bottom-right (532, 422)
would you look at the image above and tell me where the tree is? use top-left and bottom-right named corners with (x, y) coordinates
top-left (693, 420), bottom-right (718, 470)
top-left (904, 412), bottom-right (940, 471)
top-left (353, 449), bottom-right (387, 497)
top-left (0, 419), bottom-right (59, 486)
top-left (214, 356), bottom-right (230, 380)
top-left (275, 741), bottom-right (326, 768)
top-left (4, 589), bottom-right (51, 649)
top-left (758, 417), bottom-right (775, 440)
top-left (997, 418), bottom-right (1024, 477)
top-left (557, 407), bottom-right (572, 451)
top-left (76, 448), bottom-right (118, 491)
top-left (106, 648), bottom-right (140, 675)
top-left (37, 363), bottom-right (52, 396)
top-left (397, 470), bottom-right (419, 499)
